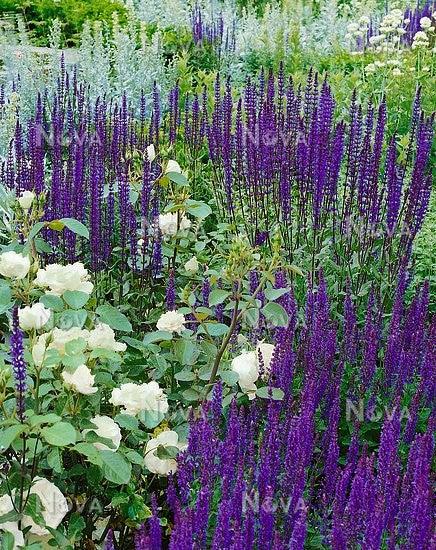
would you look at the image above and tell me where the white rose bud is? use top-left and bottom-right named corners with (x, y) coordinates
top-left (18, 303), bottom-right (51, 331)
top-left (147, 144), bottom-right (156, 162)
top-left (156, 310), bottom-right (186, 334)
top-left (87, 323), bottom-right (127, 352)
top-left (22, 478), bottom-right (68, 536)
top-left (61, 364), bottom-right (97, 395)
top-left (110, 381), bottom-right (169, 416)
top-left (18, 190), bottom-right (35, 210)
top-left (0, 251), bottom-right (31, 280)
top-left (144, 430), bottom-right (186, 475)
top-left (83, 415), bottom-right (121, 452)
top-left (184, 256), bottom-right (199, 274)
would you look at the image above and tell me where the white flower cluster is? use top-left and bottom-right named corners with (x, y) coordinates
top-left (32, 323), bottom-right (127, 395)
top-left (345, 15), bottom-right (371, 42)
top-left (411, 12), bottom-right (436, 50)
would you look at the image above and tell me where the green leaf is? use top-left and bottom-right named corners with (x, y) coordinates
top-left (142, 331), bottom-right (173, 345)
top-left (167, 172), bottom-right (188, 186)
top-left (122, 336), bottom-right (145, 350)
top-left (0, 510), bottom-right (19, 525)
top-left (47, 448), bottom-right (62, 473)
top-left (174, 340), bottom-right (199, 366)
top-left (200, 323), bottom-right (229, 336)
top-left (124, 450), bottom-right (144, 465)
top-left (40, 294), bottom-right (64, 312)
top-left (0, 531), bottom-right (15, 550)
top-left (264, 287), bottom-right (290, 301)
top-left (100, 451), bottom-right (132, 485)
top-left (0, 284), bottom-right (12, 314)
top-left (114, 414), bottom-right (139, 431)
top-left (74, 443), bottom-right (102, 466)
top-left (59, 218), bottom-right (89, 239)
top-left (67, 513), bottom-right (86, 540)
top-left (29, 221), bottom-right (46, 240)
top-left (220, 371), bottom-right (239, 386)
top-left (41, 422), bottom-right (77, 447)
top-left (64, 338), bottom-right (87, 356)
top-left (182, 388), bottom-right (201, 402)
top-left (84, 430), bottom-right (116, 450)
top-left (208, 289), bottom-right (230, 306)
top-left (63, 291), bottom-right (90, 309)
top-left (289, 264), bottom-right (304, 277)
top-left (24, 493), bottom-right (46, 529)
top-left (138, 410), bottom-right (166, 429)
top-left (185, 199), bottom-right (212, 218)
top-left (155, 445), bottom-right (179, 459)
top-left (0, 425), bottom-right (26, 451)
top-left (111, 493), bottom-right (130, 506)
top-left (261, 302), bottom-right (289, 327)
top-left (29, 413), bottom-right (61, 428)
top-left (46, 526), bottom-right (71, 548)
top-left (174, 370), bottom-right (196, 382)
top-left (243, 307), bottom-right (259, 328)
top-left (96, 304), bottom-right (132, 332)
top-left (256, 386), bottom-right (284, 400)
top-left (58, 309), bottom-right (88, 330)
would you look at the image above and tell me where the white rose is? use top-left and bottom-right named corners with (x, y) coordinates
top-left (18, 303), bottom-right (51, 331)
top-left (420, 16), bottom-right (432, 29)
top-left (87, 323), bottom-right (127, 353)
top-left (147, 144), bottom-right (156, 162)
top-left (231, 350), bottom-right (258, 397)
top-left (83, 415), bottom-right (121, 452)
top-left (110, 381), bottom-right (169, 416)
top-left (156, 311), bottom-right (186, 334)
top-left (158, 213), bottom-right (178, 236)
top-left (61, 364), bottom-right (97, 395)
top-left (35, 262), bottom-right (93, 296)
top-left (0, 494), bottom-right (24, 548)
top-left (144, 430), bottom-right (186, 475)
top-left (184, 256), bottom-right (199, 273)
top-left (49, 327), bottom-right (90, 356)
top-left (231, 343), bottom-right (275, 398)
top-left (165, 159), bottom-right (181, 173)
top-left (18, 190), bottom-right (35, 210)
top-left (0, 251), bottom-right (30, 280)
top-left (22, 478), bottom-right (68, 536)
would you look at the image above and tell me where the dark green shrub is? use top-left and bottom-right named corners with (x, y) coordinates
top-left (0, 0), bottom-right (128, 46)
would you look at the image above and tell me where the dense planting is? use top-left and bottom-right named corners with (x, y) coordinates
top-left (0, 1), bottom-right (434, 549)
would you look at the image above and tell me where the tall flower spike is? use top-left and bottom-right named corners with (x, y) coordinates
top-left (10, 308), bottom-right (27, 422)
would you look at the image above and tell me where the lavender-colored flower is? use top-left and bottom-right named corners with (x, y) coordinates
top-left (10, 308), bottom-right (27, 421)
